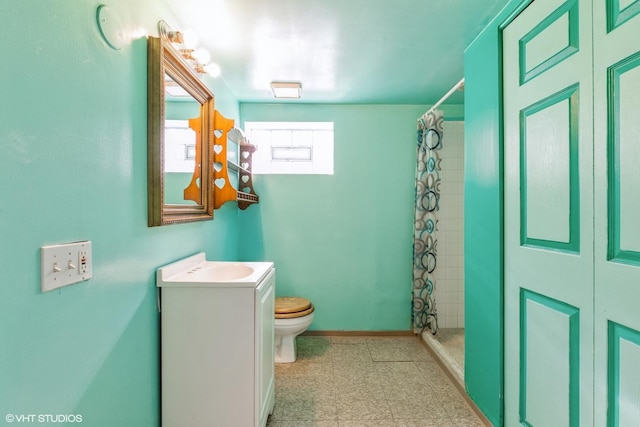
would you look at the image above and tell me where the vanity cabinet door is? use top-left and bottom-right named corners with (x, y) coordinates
top-left (256, 269), bottom-right (275, 426)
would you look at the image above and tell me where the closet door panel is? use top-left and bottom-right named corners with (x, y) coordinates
top-left (594, 2), bottom-right (640, 425)
top-left (502, 0), bottom-right (593, 425)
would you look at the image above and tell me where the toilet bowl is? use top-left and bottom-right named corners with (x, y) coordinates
top-left (274, 297), bottom-right (314, 363)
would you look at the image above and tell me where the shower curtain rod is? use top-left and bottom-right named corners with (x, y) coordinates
top-left (427, 78), bottom-right (465, 115)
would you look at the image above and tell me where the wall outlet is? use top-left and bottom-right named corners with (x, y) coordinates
top-left (41, 241), bottom-right (92, 292)
top-left (79, 250), bottom-right (88, 274)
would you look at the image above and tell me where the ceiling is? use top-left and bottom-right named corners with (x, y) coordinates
top-left (165, 0), bottom-right (509, 105)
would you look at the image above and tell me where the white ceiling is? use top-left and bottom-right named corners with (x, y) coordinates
top-left (165, 0), bottom-right (509, 104)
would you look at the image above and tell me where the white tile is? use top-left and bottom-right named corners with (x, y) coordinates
top-left (445, 292), bottom-right (458, 304)
top-left (445, 268), bottom-right (459, 280)
top-left (447, 255), bottom-right (461, 269)
top-left (445, 316), bottom-right (458, 328)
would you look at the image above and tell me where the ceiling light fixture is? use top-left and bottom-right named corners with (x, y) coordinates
top-left (157, 20), bottom-right (221, 79)
top-left (270, 82), bottom-right (302, 99)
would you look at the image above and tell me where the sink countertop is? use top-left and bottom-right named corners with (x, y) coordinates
top-left (157, 252), bottom-right (274, 288)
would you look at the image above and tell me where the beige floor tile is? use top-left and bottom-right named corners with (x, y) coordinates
top-left (366, 337), bottom-right (433, 362)
top-left (285, 361), bottom-right (334, 378)
top-left (374, 361), bottom-right (421, 375)
top-left (368, 346), bottom-right (415, 362)
top-left (440, 398), bottom-right (483, 421)
top-left (339, 420), bottom-right (397, 427)
top-left (378, 372), bottom-right (432, 392)
top-left (328, 336), bottom-right (370, 344)
top-left (386, 398), bottom-right (449, 420)
top-left (268, 399), bottom-right (285, 420)
top-left (275, 362), bottom-right (293, 374)
top-left (332, 362), bottom-right (376, 373)
top-left (361, 337), bottom-right (413, 348)
top-left (279, 397), bottom-right (338, 421)
top-left (381, 380), bottom-right (432, 401)
top-left (333, 374), bottom-right (386, 400)
top-left (336, 398), bottom-right (393, 421)
top-left (296, 336), bottom-right (334, 362)
top-left (427, 379), bottom-right (460, 397)
top-left (331, 343), bottom-right (373, 364)
top-left (415, 361), bottom-right (455, 386)
top-left (271, 335), bottom-right (486, 427)
top-left (395, 418), bottom-right (455, 427)
top-left (449, 415), bottom-right (486, 427)
top-left (267, 420), bottom-right (339, 427)
top-left (276, 376), bottom-right (336, 400)
top-left (414, 360), bottom-right (445, 375)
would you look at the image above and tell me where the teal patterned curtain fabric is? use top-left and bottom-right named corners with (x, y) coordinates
top-left (413, 110), bottom-right (443, 334)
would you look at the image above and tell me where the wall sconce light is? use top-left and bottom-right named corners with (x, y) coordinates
top-left (158, 20), bottom-right (221, 79)
top-left (270, 81), bottom-right (302, 99)
top-left (196, 63), bottom-right (221, 78)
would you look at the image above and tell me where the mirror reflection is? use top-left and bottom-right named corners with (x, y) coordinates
top-left (163, 73), bottom-right (200, 206)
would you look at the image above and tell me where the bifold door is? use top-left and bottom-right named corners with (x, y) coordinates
top-left (502, 0), bottom-right (640, 425)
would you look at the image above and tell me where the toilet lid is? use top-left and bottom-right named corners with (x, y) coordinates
top-left (275, 297), bottom-right (314, 318)
top-left (275, 304), bottom-right (314, 319)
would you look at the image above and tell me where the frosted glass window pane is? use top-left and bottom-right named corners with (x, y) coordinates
top-left (246, 122), bottom-right (334, 175)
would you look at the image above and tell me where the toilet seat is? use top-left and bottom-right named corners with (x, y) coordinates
top-left (275, 297), bottom-right (314, 319)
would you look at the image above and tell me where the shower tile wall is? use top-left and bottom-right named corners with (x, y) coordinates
top-left (435, 121), bottom-right (464, 328)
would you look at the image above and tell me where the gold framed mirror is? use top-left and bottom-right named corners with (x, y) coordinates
top-left (147, 36), bottom-right (215, 226)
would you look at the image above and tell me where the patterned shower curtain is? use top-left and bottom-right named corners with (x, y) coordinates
top-left (412, 110), bottom-right (443, 334)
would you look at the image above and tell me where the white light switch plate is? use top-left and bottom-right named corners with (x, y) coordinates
top-left (41, 241), bottom-right (92, 292)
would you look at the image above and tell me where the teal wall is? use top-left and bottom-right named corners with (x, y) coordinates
top-left (0, 1), bottom-right (240, 425)
top-left (164, 173), bottom-right (195, 204)
top-left (238, 103), bottom-right (460, 331)
top-left (463, 0), bottom-right (528, 425)
top-left (239, 104), bottom-right (419, 330)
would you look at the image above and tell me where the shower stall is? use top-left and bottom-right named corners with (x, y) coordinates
top-left (413, 81), bottom-right (466, 385)
top-left (421, 119), bottom-right (465, 384)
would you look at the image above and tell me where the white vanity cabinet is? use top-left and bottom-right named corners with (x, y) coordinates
top-left (157, 254), bottom-right (275, 427)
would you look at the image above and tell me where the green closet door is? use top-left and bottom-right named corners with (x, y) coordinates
top-left (503, 0), bottom-right (594, 425)
top-left (593, 1), bottom-right (640, 426)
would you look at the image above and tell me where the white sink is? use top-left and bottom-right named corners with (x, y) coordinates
top-left (157, 253), bottom-right (273, 288)
top-left (197, 264), bottom-right (255, 281)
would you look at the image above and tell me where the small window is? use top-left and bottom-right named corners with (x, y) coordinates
top-left (244, 122), bottom-right (334, 175)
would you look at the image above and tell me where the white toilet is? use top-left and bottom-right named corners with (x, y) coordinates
top-left (274, 297), bottom-right (315, 363)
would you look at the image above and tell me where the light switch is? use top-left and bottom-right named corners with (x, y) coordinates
top-left (41, 241), bottom-right (92, 292)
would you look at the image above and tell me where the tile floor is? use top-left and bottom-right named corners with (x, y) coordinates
top-left (266, 335), bottom-right (487, 427)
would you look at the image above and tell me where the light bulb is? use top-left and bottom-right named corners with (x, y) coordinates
top-left (182, 29), bottom-right (198, 49)
top-left (179, 49), bottom-right (195, 60)
top-left (192, 48), bottom-right (211, 64)
top-left (204, 63), bottom-right (221, 78)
